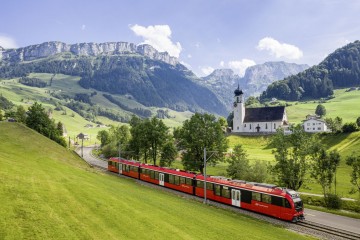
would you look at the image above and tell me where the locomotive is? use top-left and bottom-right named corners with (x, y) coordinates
top-left (108, 157), bottom-right (304, 222)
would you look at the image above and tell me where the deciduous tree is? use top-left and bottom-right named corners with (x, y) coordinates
top-left (175, 113), bottom-right (228, 173)
top-left (270, 125), bottom-right (317, 190)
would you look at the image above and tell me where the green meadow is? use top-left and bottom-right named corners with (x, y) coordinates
top-left (0, 122), bottom-right (313, 239)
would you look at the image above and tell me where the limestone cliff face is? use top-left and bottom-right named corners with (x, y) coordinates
top-left (0, 41), bottom-right (178, 65)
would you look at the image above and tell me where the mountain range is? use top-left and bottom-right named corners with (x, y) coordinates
top-left (0, 41), bottom-right (227, 116)
top-left (199, 62), bottom-right (309, 110)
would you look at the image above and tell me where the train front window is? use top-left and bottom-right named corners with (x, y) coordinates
top-left (294, 200), bottom-right (303, 212)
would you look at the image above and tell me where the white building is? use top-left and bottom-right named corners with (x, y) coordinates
top-left (303, 115), bottom-right (329, 133)
top-left (232, 86), bottom-right (288, 133)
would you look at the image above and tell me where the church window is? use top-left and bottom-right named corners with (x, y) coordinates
top-left (265, 123), bottom-right (268, 129)
top-left (250, 124), bottom-right (252, 129)
top-left (244, 124), bottom-right (246, 127)
top-left (237, 126), bottom-right (239, 130)
top-left (274, 123), bottom-right (276, 129)
top-left (237, 97), bottom-right (239, 102)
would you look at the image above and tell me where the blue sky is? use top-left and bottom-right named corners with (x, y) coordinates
top-left (1, 0), bottom-right (359, 77)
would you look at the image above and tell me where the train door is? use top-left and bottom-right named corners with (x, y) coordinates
top-left (159, 173), bottom-right (164, 186)
top-left (119, 163), bottom-right (122, 174)
top-left (231, 189), bottom-right (241, 207)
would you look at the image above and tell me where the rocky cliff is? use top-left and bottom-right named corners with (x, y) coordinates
top-left (199, 62), bottom-right (309, 111)
top-left (0, 41), bottom-right (178, 65)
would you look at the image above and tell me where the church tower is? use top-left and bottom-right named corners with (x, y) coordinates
top-left (233, 85), bottom-right (245, 132)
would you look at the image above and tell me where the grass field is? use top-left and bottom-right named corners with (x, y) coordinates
top-left (0, 122), bottom-right (313, 239)
top-left (286, 88), bottom-right (360, 124)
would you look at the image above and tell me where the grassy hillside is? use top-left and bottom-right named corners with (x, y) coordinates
top-left (286, 88), bottom-right (360, 124)
top-left (0, 73), bottom-right (194, 145)
top-left (0, 122), bottom-right (312, 239)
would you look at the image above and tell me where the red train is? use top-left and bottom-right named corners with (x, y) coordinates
top-left (108, 157), bottom-right (304, 222)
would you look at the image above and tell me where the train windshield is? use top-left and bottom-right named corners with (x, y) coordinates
top-left (294, 199), bottom-right (303, 212)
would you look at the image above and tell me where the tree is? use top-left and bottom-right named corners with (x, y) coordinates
top-left (310, 148), bottom-right (340, 198)
top-left (25, 102), bottom-right (66, 147)
top-left (270, 125), bottom-right (317, 190)
top-left (248, 160), bottom-right (268, 183)
top-left (226, 112), bottom-right (234, 130)
top-left (315, 104), bottom-right (326, 117)
top-left (346, 154), bottom-right (360, 200)
top-left (15, 105), bottom-right (27, 123)
top-left (356, 117), bottom-right (360, 128)
top-left (226, 144), bottom-right (250, 180)
top-left (129, 116), bottom-right (170, 165)
top-left (175, 113), bottom-right (228, 173)
top-left (325, 116), bottom-right (343, 133)
top-left (160, 140), bottom-right (177, 167)
top-left (97, 130), bottom-right (110, 147)
top-left (245, 96), bottom-right (260, 107)
top-left (342, 122), bottom-right (358, 133)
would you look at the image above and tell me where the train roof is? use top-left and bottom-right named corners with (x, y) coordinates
top-left (109, 157), bottom-right (141, 166)
top-left (196, 175), bottom-right (286, 196)
top-left (141, 164), bottom-right (197, 178)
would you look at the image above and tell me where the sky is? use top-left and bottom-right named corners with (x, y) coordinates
top-left (1, 0), bottom-right (360, 77)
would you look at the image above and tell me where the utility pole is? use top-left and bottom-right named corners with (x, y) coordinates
top-left (203, 148), bottom-right (217, 204)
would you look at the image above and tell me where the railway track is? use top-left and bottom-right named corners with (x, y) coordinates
top-left (297, 221), bottom-right (360, 240)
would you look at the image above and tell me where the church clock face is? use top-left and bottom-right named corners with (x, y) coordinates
top-left (233, 102), bottom-right (237, 107)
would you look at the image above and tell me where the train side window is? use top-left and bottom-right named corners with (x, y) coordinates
top-left (197, 180), bottom-right (204, 188)
top-left (214, 184), bottom-right (221, 196)
top-left (241, 190), bottom-right (252, 204)
top-left (271, 196), bottom-right (283, 207)
top-left (134, 167), bottom-right (138, 172)
top-left (262, 194), bottom-right (271, 204)
top-left (252, 192), bottom-right (261, 202)
top-left (174, 176), bottom-right (180, 185)
top-left (284, 199), bottom-right (291, 208)
top-left (180, 177), bottom-right (186, 184)
top-left (206, 183), bottom-right (213, 190)
top-left (185, 178), bottom-right (192, 186)
top-left (150, 170), bottom-right (155, 179)
top-left (221, 187), bottom-right (231, 199)
top-left (122, 165), bottom-right (126, 172)
top-left (164, 174), bottom-right (169, 183)
top-left (169, 175), bottom-right (175, 184)
top-left (154, 172), bottom-right (159, 180)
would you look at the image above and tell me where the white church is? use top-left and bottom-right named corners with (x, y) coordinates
top-left (232, 86), bottom-right (289, 133)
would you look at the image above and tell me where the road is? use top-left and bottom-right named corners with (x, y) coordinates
top-left (75, 145), bottom-right (107, 169)
top-left (304, 208), bottom-right (360, 235)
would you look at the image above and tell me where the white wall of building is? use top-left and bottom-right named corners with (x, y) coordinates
top-left (303, 119), bottom-right (328, 133)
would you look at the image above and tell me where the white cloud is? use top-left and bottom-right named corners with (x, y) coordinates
top-left (187, 54), bottom-right (192, 58)
top-left (219, 61), bottom-right (225, 67)
top-left (81, 24), bottom-right (86, 31)
top-left (200, 66), bottom-right (214, 76)
top-left (180, 61), bottom-right (192, 69)
top-left (228, 59), bottom-right (256, 77)
top-left (130, 24), bottom-right (182, 58)
top-left (0, 35), bottom-right (18, 49)
top-left (257, 37), bottom-right (303, 59)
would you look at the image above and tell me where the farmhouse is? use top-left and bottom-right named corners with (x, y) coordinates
top-left (232, 86), bottom-right (288, 133)
top-left (302, 115), bottom-right (329, 133)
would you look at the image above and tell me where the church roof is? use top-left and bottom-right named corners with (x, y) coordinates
top-left (244, 106), bottom-right (285, 123)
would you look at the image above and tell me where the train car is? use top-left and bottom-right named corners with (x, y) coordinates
top-left (194, 175), bottom-right (304, 222)
top-left (139, 164), bottom-right (196, 195)
top-left (108, 157), bottom-right (304, 222)
top-left (108, 157), bottom-right (140, 179)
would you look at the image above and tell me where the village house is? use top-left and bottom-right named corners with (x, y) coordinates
top-left (302, 115), bottom-right (329, 133)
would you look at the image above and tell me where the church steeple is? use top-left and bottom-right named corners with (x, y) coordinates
top-left (233, 85), bottom-right (245, 132)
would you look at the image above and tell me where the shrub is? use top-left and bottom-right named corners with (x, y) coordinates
top-left (324, 194), bottom-right (342, 209)
top-left (342, 122), bottom-right (358, 133)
